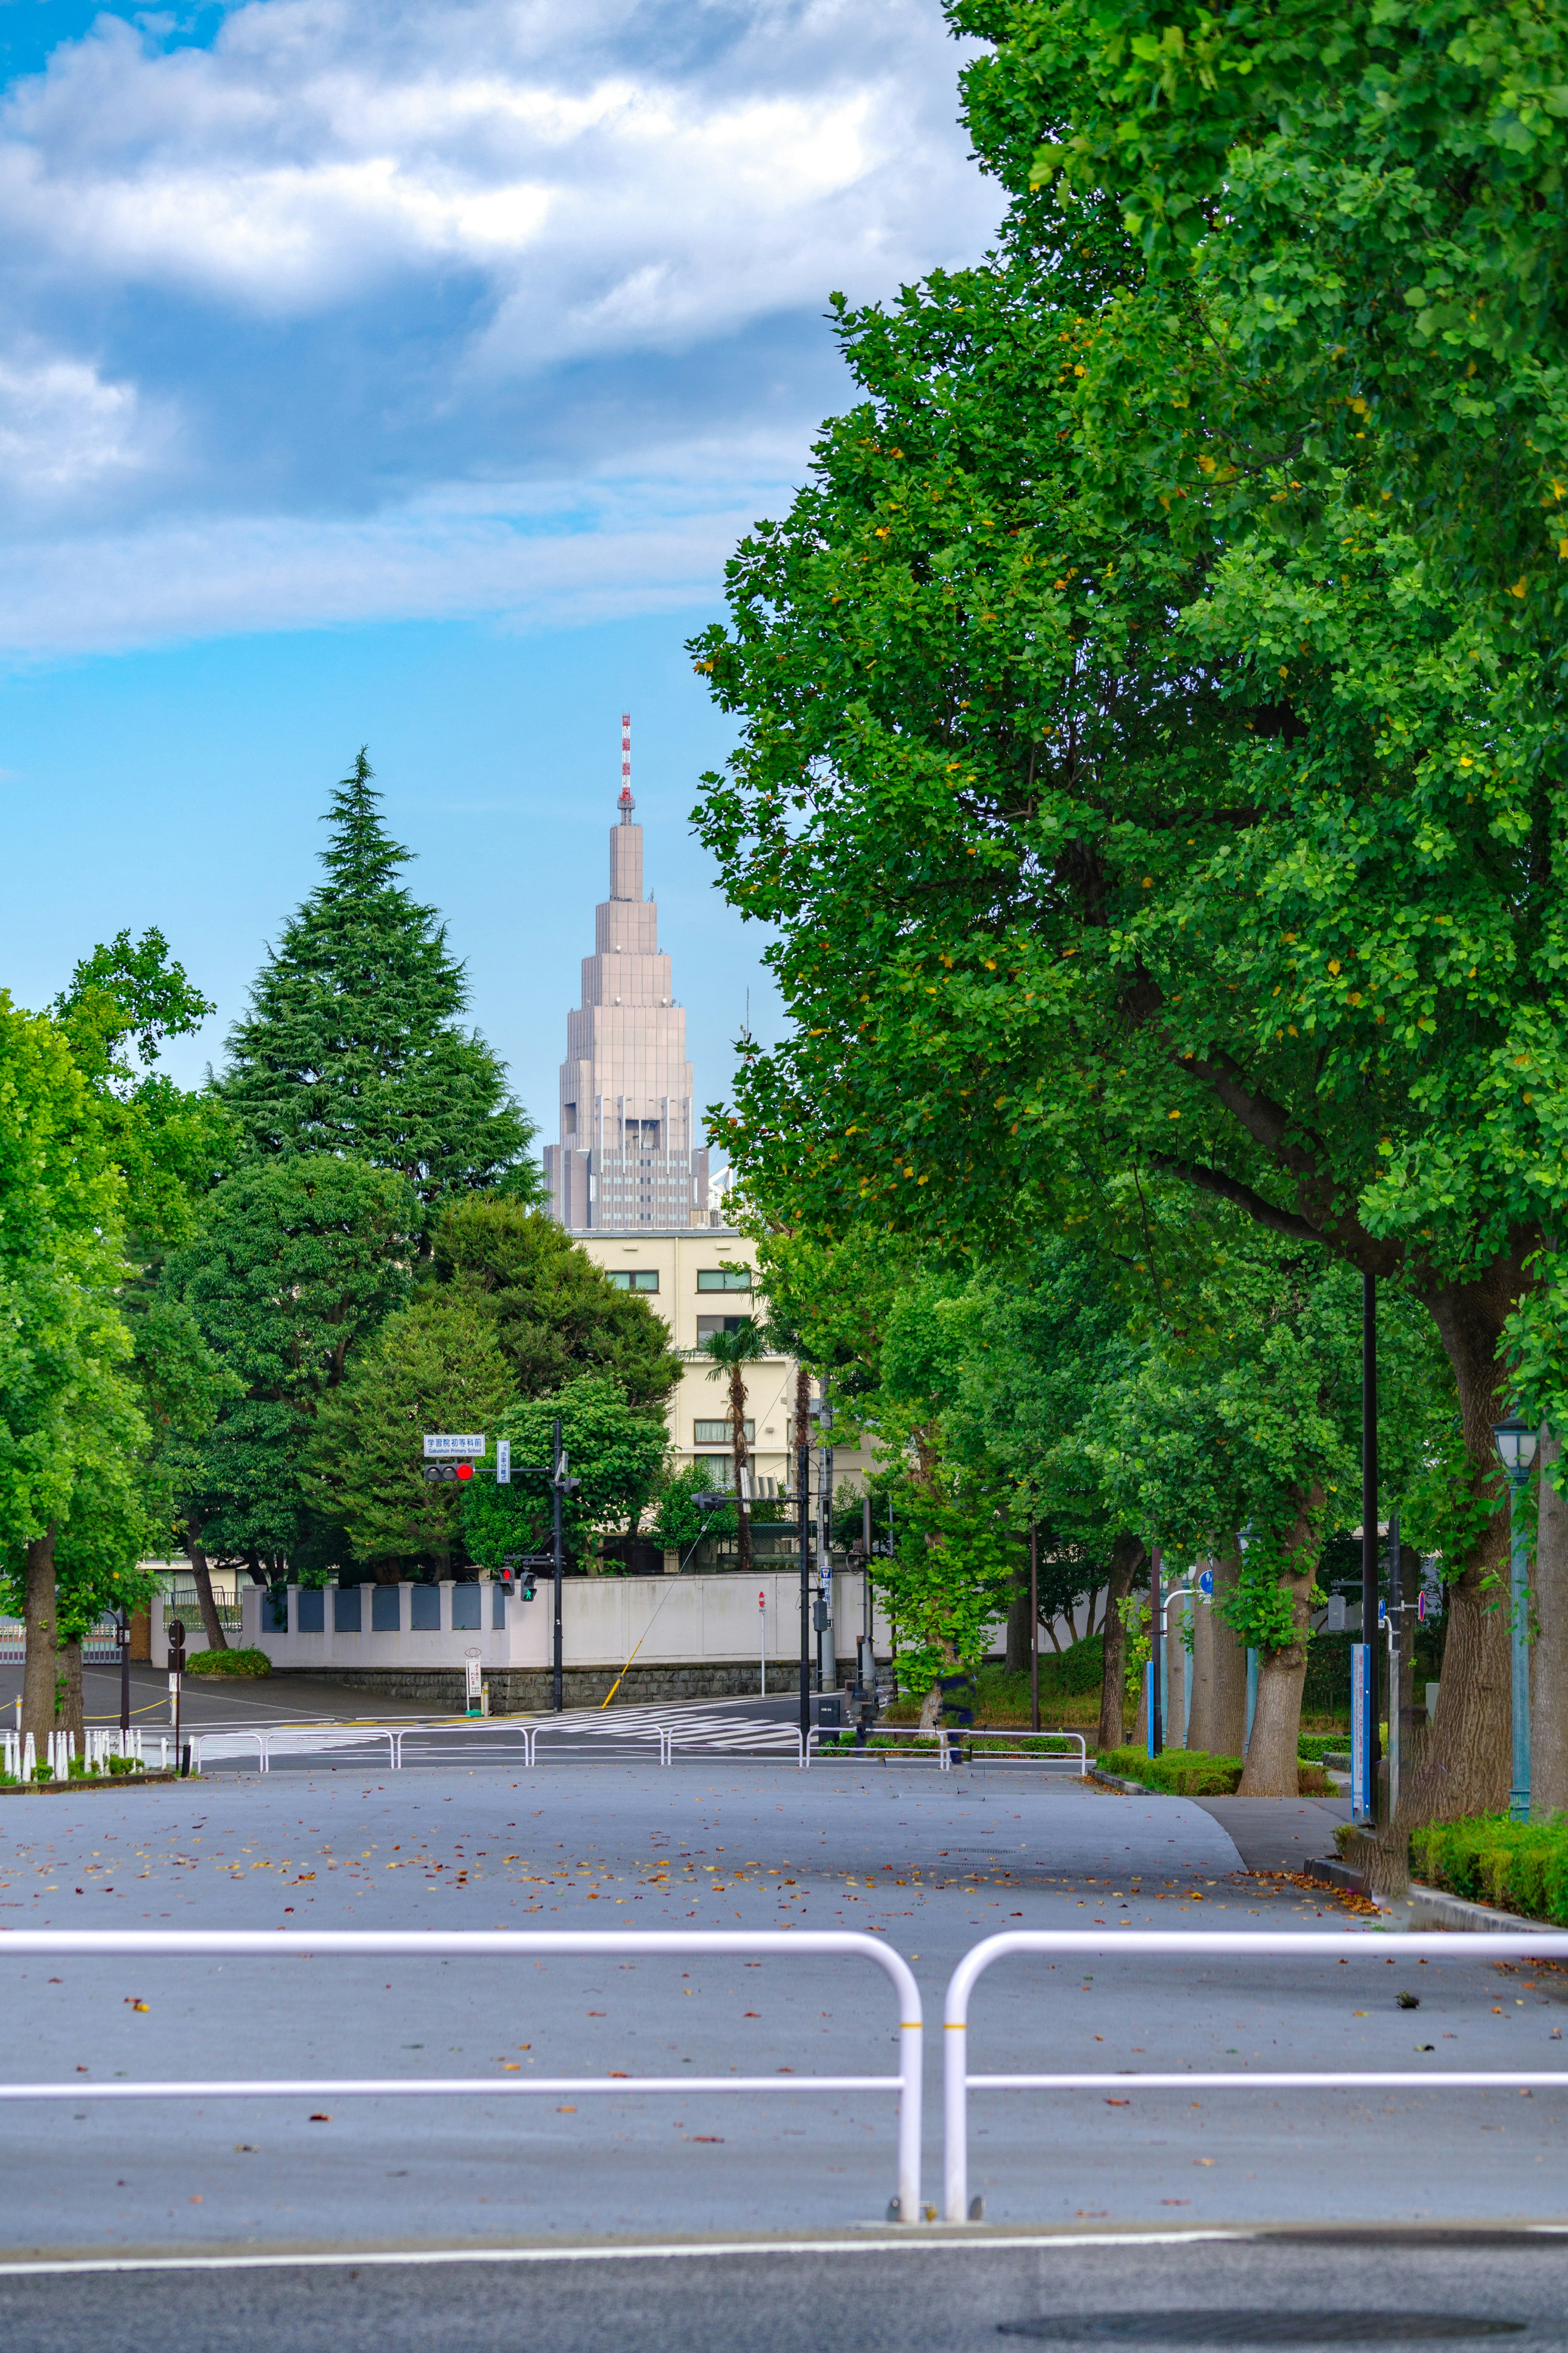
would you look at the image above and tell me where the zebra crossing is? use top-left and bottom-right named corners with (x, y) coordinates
top-left (530, 1698), bottom-right (805, 1762)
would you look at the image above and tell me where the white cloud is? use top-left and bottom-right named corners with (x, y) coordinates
top-left (0, 0), bottom-right (1001, 644)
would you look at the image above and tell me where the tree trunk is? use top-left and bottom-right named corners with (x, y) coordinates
top-left (1406, 1266), bottom-right (1522, 1821)
top-left (1237, 1491), bottom-right (1322, 1797)
top-left (1005, 1556), bottom-right (1031, 1674)
top-left (58, 1637), bottom-right (85, 1749)
top-left (1533, 1423), bottom-right (1568, 1819)
top-left (21, 1528), bottom-right (59, 1753)
top-left (185, 1527), bottom-right (230, 1653)
top-left (1096, 1533), bottom-right (1145, 1754)
top-left (1357, 1277), bottom-right (1521, 1891)
top-left (731, 1364), bottom-right (752, 1576)
top-left (1208, 1544), bottom-right (1248, 1757)
top-left (1164, 1591), bottom-right (1189, 1750)
top-left (1187, 1575), bottom-right (1216, 1753)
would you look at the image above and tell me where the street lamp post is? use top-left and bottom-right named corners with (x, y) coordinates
top-left (1491, 1413), bottom-right (1539, 1823)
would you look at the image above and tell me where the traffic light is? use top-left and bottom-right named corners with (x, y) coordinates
top-left (520, 1572), bottom-right (537, 1602)
top-left (423, 1461), bottom-right (475, 1485)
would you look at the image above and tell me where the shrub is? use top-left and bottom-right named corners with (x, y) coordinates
top-left (1410, 1815), bottom-right (1568, 1925)
top-left (1098, 1747), bottom-right (1334, 1798)
top-left (185, 1646), bottom-right (272, 1677)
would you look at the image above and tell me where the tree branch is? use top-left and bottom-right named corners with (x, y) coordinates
top-left (1148, 1153), bottom-right (1328, 1245)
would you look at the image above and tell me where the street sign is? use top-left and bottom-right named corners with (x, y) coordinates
top-left (1198, 1569), bottom-right (1214, 1598)
top-left (424, 1434), bottom-right (486, 1457)
top-left (496, 1439), bottom-right (511, 1485)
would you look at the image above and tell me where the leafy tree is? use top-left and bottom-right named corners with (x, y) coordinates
top-left (221, 752), bottom-right (537, 1234)
top-left (463, 1375), bottom-right (669, 1573)
top-left (688, 0), bottom-right (1568, 1817)
top-left (163, 1153), bottom-right (416, 1591)
top-left (53, 925), bottom-right (231, 1259)
top-left (699, 1319), bottom-right (770, 1572)
top-left (305, 1291), bottom-right (517, 1577)
top-left (649, 1461), bottom-right (741, 1554)
top-left (0, 994), bottom-right (155, 1748)
top-left (432, 1197), bottom-right (682, 1408)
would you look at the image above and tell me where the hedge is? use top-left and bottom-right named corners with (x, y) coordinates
top-left (1098, 1747), bottom-right (1335, 1797)
top-left (1410, 1815), bottom-right (1568, 1926)
top-left (185, 1646), bottom-right (272, 1677)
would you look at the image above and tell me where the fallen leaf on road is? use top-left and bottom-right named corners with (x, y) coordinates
top-left (309, 2114), bottom-right (331, 2123)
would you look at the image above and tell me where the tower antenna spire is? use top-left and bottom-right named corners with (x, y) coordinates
top-left (618, 711), bottom-right (633, 821)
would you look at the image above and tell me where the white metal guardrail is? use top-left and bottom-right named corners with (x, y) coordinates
top-left (808, 1727), bottom-right (1089, 1773)
top-left (940, 1927), bottom-right (1568, 2224)
top-left (0, 1929), bottom-right (923, 2222)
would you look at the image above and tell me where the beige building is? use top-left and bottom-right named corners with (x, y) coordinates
top-left (576, 1226), bottom-right (796, 1497)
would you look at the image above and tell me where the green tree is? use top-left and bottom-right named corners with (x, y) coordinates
top-left (699, 1318), bottom-right (769, 1572)
top-left (163, 1153), bottom-right (416, 1588)
top-left (688, 7), bottom-right (1568, 1817)
top-left (463, 1375), bottom-right (669, 1573)
top-left (649, 1462), bottom-right (740, 1554)
top-left (305, 1290), bottom-right (517, 1577)
top-left (432, 1197), bottom-right (682, 1408)
top-left (221, 752), bottom-right (537, 1234)
top-left (0, 993), bottom-right (154, 1749)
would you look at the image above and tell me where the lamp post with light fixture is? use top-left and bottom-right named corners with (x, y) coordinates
top-left (1491, 1414), bottom-right (1539, 1822)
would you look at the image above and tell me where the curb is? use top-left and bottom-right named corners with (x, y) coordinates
top-left (1304, 1857), bottom-right (1554, 1934)
top-left (1087, 1768), bottom-right (1150, 1794)
top-left (0, 1773), bottom-right (180, 1798)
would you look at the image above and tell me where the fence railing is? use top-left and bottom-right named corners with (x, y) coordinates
top-left (808, 1727), bottom-right (1089, 1773)
top-left (940, 1926), bottom-right (1568, 2224)
top-left (0, 1928), bottom-right (923, 2222)
top-left (0, 1614), bottom-right (125, 1666)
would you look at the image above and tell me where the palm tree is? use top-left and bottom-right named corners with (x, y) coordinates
top-left (701, 1318), bottom-right (769, 1574)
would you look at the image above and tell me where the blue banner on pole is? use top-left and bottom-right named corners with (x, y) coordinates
top-left (1145, 1662), bottom-right (1157, 1759)
top-left (1351, 1643), bottom-right (1370, 1821)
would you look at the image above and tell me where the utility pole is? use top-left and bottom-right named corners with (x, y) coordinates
top-left (552, 1414), bottom-right (565, 1715)
top-left (1360, 1271), bottom-right (1380, 1823)
top-left (816, 1376), bottom-right (835, 1694)
top-left (1029, 1521), bottom-right (1040, 1735)
top-left (118, 1608), bottom-right (131, 1740)
top-left (797, 1375), bottom-right (811, 1746)
top-left (1149, 1545), bottom-right (1163, 1757)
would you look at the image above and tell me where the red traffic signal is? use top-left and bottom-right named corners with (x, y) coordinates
top-left (455, 1461), bottom-right (474, 1482)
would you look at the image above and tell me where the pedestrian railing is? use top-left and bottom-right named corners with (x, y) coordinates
top-left (940, 1927), bottom-right (1568, 2224)
top-left (192, 1725), bottom-right (400, 1775)
top-left (808, 1726), bottom-right (1088, 1773)
top-left (0, 1928), bottom-right (923, 2223)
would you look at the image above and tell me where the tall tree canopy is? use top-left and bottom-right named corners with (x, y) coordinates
top-left (222, 753), bottom-right (537, 1230)
top-left (691, 0), bottom-right (1568, 1820)
top-left (162, 1153), bottom-right (416, 1573)
top-left (433, 1198), bottom-right (682, 1410)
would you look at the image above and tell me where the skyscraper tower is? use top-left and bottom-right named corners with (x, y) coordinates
top-left (544, 716), bottom-right (710, 1230)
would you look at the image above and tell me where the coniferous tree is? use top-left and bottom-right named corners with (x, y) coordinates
top-left (222, 752), bottom-right (538, 1231)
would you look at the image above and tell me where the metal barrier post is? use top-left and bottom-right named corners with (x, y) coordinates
top-left (942, 1926), bottom-right (1568, 2224)
top-left (0, 1928), bottom-right (921, 2224)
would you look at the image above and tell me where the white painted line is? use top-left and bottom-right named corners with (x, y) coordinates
top-left (0, 2230), bottom-right (1250, 2279)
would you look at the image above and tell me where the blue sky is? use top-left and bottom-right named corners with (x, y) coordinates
top-left (0, 0), bottom-right (1001, 1145)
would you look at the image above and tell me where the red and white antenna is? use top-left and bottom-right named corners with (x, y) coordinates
top-left (618, 711), bottom-right (634, 820)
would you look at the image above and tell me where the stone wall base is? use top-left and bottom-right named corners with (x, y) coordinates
top-left (280, 1662), bottom-right (784, 1712)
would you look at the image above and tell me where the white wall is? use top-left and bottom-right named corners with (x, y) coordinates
top-left (221, 1570), bottom-right (886, 1677)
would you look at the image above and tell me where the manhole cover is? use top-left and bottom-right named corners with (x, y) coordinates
top-left (999, 2319), bottom-right (1526, 2345)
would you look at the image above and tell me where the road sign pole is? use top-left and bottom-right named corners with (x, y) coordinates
top-left (118, 1610), bottom-right (131, 1738)
top-left (552, 1415), bottom-right (565, 1715)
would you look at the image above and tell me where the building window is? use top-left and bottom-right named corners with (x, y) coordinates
top-left (697, 1268), bottom-right (751, 1292)
top-left (697, 1314), bottom-right (750, 1340)
top-left (606, 1269), bottom-right (659, 1291)
top-left (693, 1453), bottom-right (736, 1488)
top-left (695, 1419), bottom-right (754, 1445)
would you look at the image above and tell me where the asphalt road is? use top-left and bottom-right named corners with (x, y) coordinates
top-left (3, 2228), bottom-right (1567, 2351)
top-left (0, 1755), bottom-right (1563, 2257)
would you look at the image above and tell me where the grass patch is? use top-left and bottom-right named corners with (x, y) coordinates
top-left (1410, 1814), bottom-right (1568, 1924)
top-left (881, 1648), bottom-right (1103, 1730)
top-left (185, 1646), bottom-right (271, 1677)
